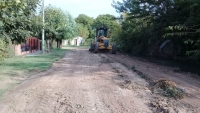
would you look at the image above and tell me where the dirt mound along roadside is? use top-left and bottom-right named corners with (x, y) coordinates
top-left (151, 79), bottom-right (185, 99)
top-left (106, 52), bottom-right (199, 112)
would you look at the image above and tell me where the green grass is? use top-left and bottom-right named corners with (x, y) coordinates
top-left (0, 49), bottom-right (67, 77)
top-left (0, 83), bottom-right (17, 100)
top-left (0, 49), bottom-right (67, 100)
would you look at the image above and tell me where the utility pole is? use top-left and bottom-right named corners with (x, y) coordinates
top-left (42, 0), bottom-right (45, 54)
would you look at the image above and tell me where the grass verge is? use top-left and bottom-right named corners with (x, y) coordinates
top-left (0, 49), bottom-right (66, 75)
top-left (0, 49), bottom-right (67, 99)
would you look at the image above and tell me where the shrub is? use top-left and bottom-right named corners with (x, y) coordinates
top-left (0, 36), bottom-right (14, 60)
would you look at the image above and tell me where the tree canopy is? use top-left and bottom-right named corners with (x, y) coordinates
top-left (93, 14), bottom-right (120, 40)
top-left (93, 14), bottom-right (116, 29)
top-left (0, 0), bottom-right (40, 60)
top-left (112, 0), bottom-right (200, 63)
top-left (0, 1), bottom-right (78, 59)
top-left (0, 0), bottom-right (40, 43)
top-left (75, 14), bottom-right (94, 39)
top-left (43, 5), bottom-right (77, 49)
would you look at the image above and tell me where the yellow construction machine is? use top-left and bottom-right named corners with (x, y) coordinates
top-left (89, 27), bottom-right (116, 54)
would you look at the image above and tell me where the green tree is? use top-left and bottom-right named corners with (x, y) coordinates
top-left (43, 6), bottom-right (77, 49)
top-left (93, 14), bottom-right (115, 29)
top-left (30, 15), bottom-right (43, 37)
top-left (75, 14), bottom-right (94, 39)
top-left (163, 0), bottom-right (200, 58)
top-left (0, 0), bottom-right (40, 60)
top-left (93, 14), bottom-right (119, 39)
top-left (0, 0), bottom-right (40, 43)
top-left (112, 0), bottom-right (200, 63)
top-left (77, 23), bottom-right (89, 39)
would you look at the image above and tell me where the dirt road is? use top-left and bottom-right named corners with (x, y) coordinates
top-left (106, 52), bottom-right (200, 113)
top-left (0, 47), bottom-right (199, 113)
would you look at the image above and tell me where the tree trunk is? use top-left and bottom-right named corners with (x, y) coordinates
top-left (49, 39), bottom-right (53, 52)
top-left (57, 40), bottom-right (61, 49)
top-left (60, 40), bottom-right (62, 48)
top-left (58, 40), bottom-right (62, 49)
top-left (47, 40), bottom-right (50, 53)
top-left (56, 40), bottom-right (58, 48)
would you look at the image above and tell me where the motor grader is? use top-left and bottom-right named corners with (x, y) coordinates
top-left (89, 27), bottom-right (116, 54)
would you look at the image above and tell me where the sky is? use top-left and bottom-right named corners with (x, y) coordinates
top-left (44, 0), bottom-right (122, 18)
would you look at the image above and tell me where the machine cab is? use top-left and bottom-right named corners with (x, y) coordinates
top-left (96, 28), bottom-right (108, 38)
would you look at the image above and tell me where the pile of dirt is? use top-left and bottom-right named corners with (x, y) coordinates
top-left (151, 79), bottom-right (185, 99)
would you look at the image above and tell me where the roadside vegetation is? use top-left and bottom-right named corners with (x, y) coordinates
top-left (0, 49), bottom-right (66, 74)
top-left (0, 0), bottom-right (41, 60)
top-left (0, 0), bottom-right (77, 60)
top-left (0, 49), bottom-right (66, 99)
top-left (0, 0), bottom-right (73, 100)
top-left (111, 0), bottom-right (200, 65)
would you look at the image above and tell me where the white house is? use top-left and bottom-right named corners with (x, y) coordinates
top-left (62, 36), bottom-right (83, 46)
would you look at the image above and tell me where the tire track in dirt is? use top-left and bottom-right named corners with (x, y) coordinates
top-left (80, 82), bottom-right (112, 113)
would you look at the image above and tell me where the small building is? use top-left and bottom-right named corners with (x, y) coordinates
top-left (62, 36), bottom-right (83, 46)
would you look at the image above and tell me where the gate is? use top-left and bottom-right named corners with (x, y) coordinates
top-left (21, 37), bottom-right (40, 54)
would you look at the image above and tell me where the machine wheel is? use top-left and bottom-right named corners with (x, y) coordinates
top-left (111, 43), bottom-right (116, 54)
top-left (94, 42), bottom-right (99, 53)
top-left (89, 43), bottom-right (94, 52)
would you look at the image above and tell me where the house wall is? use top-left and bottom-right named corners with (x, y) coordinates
top-left (62, 40), bottom-right (68, 46)
top-left (71, 37), bottom-right (82, 46)
top-left (13, 44), bottom-right (21, 56)
top-left (63, 37), bottom-right (83, 46)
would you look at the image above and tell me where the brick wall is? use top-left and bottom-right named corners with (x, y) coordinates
top-left (13, 37), bottom-right (40, 56)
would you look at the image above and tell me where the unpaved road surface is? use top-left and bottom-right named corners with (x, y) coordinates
top-left (0, 48), bottom-right (152, 113)
top-left (0, 48), bottom-right (199, 113)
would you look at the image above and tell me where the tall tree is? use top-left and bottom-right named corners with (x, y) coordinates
top-left (0, 0), bottom-right (40, 60)
top-left (75, 14), bottom-right (94, 39)
top-left (77, 23), bottom-right (89, 39)
top-left (112, 0), bottom-right (200, 62)
top-left (93, 14), bottom-right (118, 38)
top-left (0, 0), bottom-right (40, 43)
top-left (43, 5), bottom-right (77, 49)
